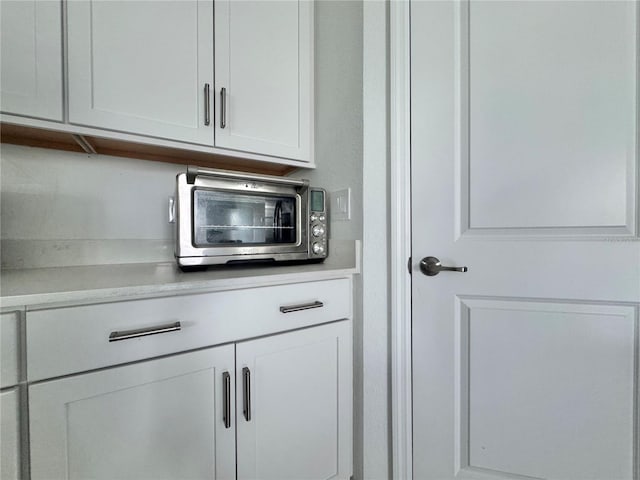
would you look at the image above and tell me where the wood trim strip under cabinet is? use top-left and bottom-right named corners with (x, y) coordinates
top-left (0, 122), bottom-right (298, 176)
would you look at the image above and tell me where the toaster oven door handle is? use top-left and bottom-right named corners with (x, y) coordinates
top-left (108, 321), bottom-right (181, 342)
top-left (186, 165), bottom-right (310, 190)
top-left (279, 301), bottom-right (324, 314)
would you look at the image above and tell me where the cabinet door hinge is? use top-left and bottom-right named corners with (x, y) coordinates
top-left (407, 256), bottom-right (412, 275)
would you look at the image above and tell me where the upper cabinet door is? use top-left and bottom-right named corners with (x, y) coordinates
top-left (0, 0), bottom-right (63, 121)
top-left (214, 0), bottom-right (313, 162)
top-left (67, 1), bottom-right (214, 145)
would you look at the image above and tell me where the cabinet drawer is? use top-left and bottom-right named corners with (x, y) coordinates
top-left (1, 312), bottom-right (20, 388)
top-left (27, 278), bottom-right (351, 381)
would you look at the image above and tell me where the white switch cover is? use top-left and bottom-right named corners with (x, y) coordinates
top-left (331, 188), bottom-right (351, 221)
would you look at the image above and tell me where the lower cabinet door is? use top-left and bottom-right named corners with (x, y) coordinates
top-left (29, 346), bottom-right (236, 480)
top-left (236, 321), bottom-right (353, 480)
top-left (0, 388), bottom-right (20, 480)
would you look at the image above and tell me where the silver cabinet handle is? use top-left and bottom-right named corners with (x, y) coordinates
top-left (242, 366), bottom-right (251, 422)
top-left (222, 371), bottom-right (231, 429)
top-left (108, 321), bottom-right (181, 342)
top-left (204, 83), bottom-right (211, 126)
top-left (419, 256), bottom-right (468, 276)
top-left (220, 87), bottom-right (226, 129)
top-left (279, 301), bottom-right (324, 314)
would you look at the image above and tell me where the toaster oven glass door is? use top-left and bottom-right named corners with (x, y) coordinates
top-left (193, 189), bottom-right (297, 247)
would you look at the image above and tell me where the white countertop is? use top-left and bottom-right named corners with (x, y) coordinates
top-left (0, 240), bottom-right (359, 309)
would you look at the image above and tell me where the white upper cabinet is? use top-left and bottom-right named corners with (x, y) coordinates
top-left (0, 0), bottom-right (63, 121)
top-left (1, 0), bottom-right (315, 167)
top-left (214, 0), bottom-right (313, 162)
top-left (67, 0), bottom-right (214, 145)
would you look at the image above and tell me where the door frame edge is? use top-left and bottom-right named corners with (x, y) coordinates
top-left (390, 1), bottom-right (413, 479)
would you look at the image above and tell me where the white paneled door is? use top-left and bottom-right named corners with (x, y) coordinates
top-left (410, 1), bottom-right (639, 479)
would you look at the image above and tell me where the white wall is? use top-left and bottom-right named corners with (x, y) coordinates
top-left (305, 4), bottom-right (392, 478)
top-left (292, 1), bottom-right (363, 243)
top-left (292, 1), bottom-right (366, 477)
top-left (297, 0), bottom-right (391, 478)
top-left (0, 144), bottom-right (183, 268)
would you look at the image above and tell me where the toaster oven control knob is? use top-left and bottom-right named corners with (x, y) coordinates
top-left (310, 214), bottom-right (319, 222)
top-left (312, 225), bottom-right (325, 237)
top-left (312, 242), bottom-right (325, 255)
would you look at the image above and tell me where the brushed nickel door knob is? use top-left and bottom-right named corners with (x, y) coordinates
top-left (419, 256), bottom-right (468, 276)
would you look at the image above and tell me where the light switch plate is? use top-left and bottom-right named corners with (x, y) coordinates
top-left (331, 188), bottom-right (351, 221)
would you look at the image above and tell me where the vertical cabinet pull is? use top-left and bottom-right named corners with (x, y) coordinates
top-left (204, 83), bottom-right (211, 126)
top-left (242, 366), bottom-right (251, 422)
top-left (220, 87), bottom-right (227, 129)
top-left (222, 371), bottom-right (231, 429)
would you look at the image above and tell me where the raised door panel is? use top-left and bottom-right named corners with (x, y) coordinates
top-left (236, 321), bottom-right (352, 480)
top-left (67, 1), bottom-right (214, 145)
top-left (29, 346), bottom-right (235, 480)
top-left (461, 299), bottom-right (636, 479)
top-left (0, 389), bottom-right (20, 480)
top-left (0, 0), bottom-right (63, 120)
top-left (215, 0), bottom-right (313, 161)
top-left (461, 0), bottom-right (637, 236)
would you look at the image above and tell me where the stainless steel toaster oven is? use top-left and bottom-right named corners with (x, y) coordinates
top-left (173, 167), bottom-right (328, 268)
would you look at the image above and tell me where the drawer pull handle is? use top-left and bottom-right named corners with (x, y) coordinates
top-left (223, 371), bottom-right (231, 429)
top-left (242, 367), bottom-right (251, 422)
top-left (279, 301), bottom-right (324, 314)
top-left (108, 321), bottom-right (181, 342)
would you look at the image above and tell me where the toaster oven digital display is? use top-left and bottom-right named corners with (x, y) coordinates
top-left (310, 190), bottom-right (325, 212)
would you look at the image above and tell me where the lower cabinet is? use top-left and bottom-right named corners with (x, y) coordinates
top-left (29, 345), bottom-right (237, 480)
top-left (28, 320), bottom-right (352, 480)
top-left (1, 310), bottom-right (21, 480)
top-left (0, 388), bottom-right (20, 480)
top-left (237, 320), bottom-right (352, 480)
